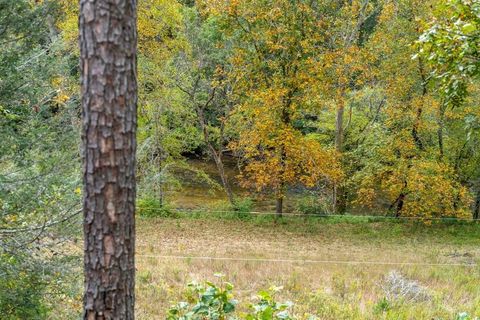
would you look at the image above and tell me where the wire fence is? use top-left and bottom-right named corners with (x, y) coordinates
top-left (136, 206), bottom-right (479, 222)
top-left (135, 206), bottom-right (479, 268)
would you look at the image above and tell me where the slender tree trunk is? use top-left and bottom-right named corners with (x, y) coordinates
top-left (275, 141), bottom-right (287, 217)
top-left (276, 195), bottom-right (283, 217)
top-left (275, 177), bottom-right (285, 217)
top-left (196, 106), bottom-right (235, 205)
top-left (437, 104), bottom-right (446, 159)
top-left (211, 149), bottom-right (235, 205)
top-left (334, 100), bottom-right (346, 214)
top-left (413, 58), bottom-right (427, 152)
top-left (80, 1), bottom-right (137, 319)
top-left (474, 188), bottom-right (480, 220)
top-left (395, 193), bottom-right (405, 217)
top-left (412, 104), bottom-right (424, 151)
top-left (157, 157), bottom-right (164, 207)
top-left (389, 180), bottom-right (408, 217)
top-left (335, 104), bottom-right (344, 153)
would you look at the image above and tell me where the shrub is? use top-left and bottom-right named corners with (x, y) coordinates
top-left (373, 297), bottom-right (391, 314)
top-left (296, 195), bottom-right (332, 216)
top-left (209, 197), bottom-right (254, 219)
top-left (0, 253), bottom-right (48, 319)
top-left (137, 197), bottom-right (177, 218)
top-left (232, 197), bottom-right (254, 217)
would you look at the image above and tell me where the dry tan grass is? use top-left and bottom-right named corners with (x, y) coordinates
top-left (135, 217), bottom-right (480, 319)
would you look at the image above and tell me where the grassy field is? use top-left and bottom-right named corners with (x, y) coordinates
top-left (135, 215), bottom-right (480, 319)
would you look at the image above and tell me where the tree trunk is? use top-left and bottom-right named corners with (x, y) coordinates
top-left (437, 104), bottom-right (446, 159)
top-left (395, 193), bottom-right (405, 217)
top-left (474, 188), bottom-right (480, 220)
top-left (334, 101), bottom-right (346, 214)
top-left (413, 58), bottom-right (427, 152)
top-left (211, 149), bottom-right (235, 205)
top-left (335, 103), bottom-right (344, 152)
top-left (275, 144), bottom-right (287, 217)
top-left (196, 105), bottom-right (235, 205)
top-left (157, 157), bottom-right (164, 207)
top-left (411, 104), bottom-right (424, 151)
top-left (275, 195), bottom-right (283, 217)
top-left (80, 1), bottom-right (137, 319)
top-left (389, 180), bottom-right (407, 217)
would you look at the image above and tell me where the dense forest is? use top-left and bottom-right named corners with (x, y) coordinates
top-left (70, 0), bottom-right (480, 219)
top-left (1, 0), bottom-right (480, 318)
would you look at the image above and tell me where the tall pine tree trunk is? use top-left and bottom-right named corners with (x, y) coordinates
top-left (80, 1), bottom-right (137, 319)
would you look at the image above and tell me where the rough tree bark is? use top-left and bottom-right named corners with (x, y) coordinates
top-left (80, 1), bottom-right (137, 319)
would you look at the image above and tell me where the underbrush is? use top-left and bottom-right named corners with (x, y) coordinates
top-left (167, 277), bottom-right (300, 320)
top-left (0, 253), bottom-right (48, 319)
top-left (296, 194), bottom-right (333, 216)
top-left (166, 277), bottom-right (479, 320)
top-left (136, 217), bottom-right (480, 319)
top-left (0, 251), bottom-right (83, 320)
top-left (139, 208), bottom-right (480, 244)
top-left (209, 197), bottom-right (255, 219)
top-left (137, 197), bottom-right (178, 218)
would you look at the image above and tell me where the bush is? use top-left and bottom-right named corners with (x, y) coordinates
top-left (0, 253), bottom-right (48, 319)
top-left (232, 197), bottom-right (254, 216)
top-left (296, 195), bottom-right (332, 216)
top-left (137, 197), bottom-right (178, 218)
top-left (167, 277), bottom-right (295, 320)
top-left (209, 197), bottom-right (254, 219)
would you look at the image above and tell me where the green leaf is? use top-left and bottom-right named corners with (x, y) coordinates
top-left (223, 301), bottom-right (236, 313)
top-left (261, 307), bottom-right (274, 320)
top-left (257, 290), bottom-right (271, 300)
top-left (225, 282), bottom-right (234, 290)
top-left (462, 23), bottom-right (476, 34)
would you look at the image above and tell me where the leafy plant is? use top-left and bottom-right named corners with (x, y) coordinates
top-left (167, 279), bottom-right (295, 320)
top-left (246, 286), bottom-right (294, 320)
top-left (167, 277), bottom-right (237, 320)
top-left (373, 297), bottom-right (391, 314)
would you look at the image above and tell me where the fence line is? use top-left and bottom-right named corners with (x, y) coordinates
top-left (136, 254), bottom-right (478, 268)
top-left (136, 206), bottom-right (478, 222)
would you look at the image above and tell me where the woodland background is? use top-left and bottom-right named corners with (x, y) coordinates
top-left (1, 0), bottom-right (480, 318)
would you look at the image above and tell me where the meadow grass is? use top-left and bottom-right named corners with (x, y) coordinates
top-left (135, 215), bottom-right (480, 319)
